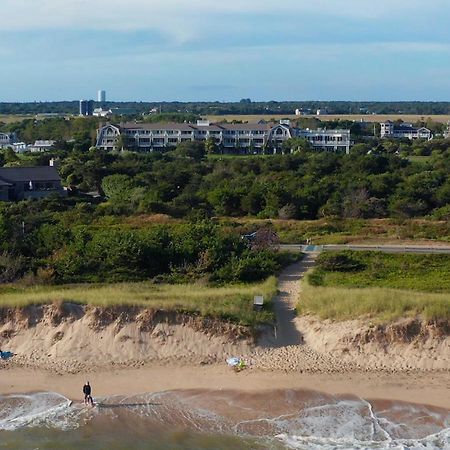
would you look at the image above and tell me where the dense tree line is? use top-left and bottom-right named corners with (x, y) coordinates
top-left (1, 138), bottom-right (450, 221)
top-left (0, 201), bottom-right (282, 284)
top-left (4, 100), bottom-right (450, 115)
top-left (54, 143), bottom-right (450, 221)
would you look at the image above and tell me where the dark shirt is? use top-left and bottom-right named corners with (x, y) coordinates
top-left (83, 385), bottom-right (91, 396)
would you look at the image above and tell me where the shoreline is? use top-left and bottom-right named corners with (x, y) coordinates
top-left (1, 365), bottom-right (449, 410)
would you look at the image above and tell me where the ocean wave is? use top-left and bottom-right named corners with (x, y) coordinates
top-left (278, 429), bottom-right (450, 449)
top-left (0, 392), bottom-right (83, 431)
top-left (0, 389), bottom-right (449, 449)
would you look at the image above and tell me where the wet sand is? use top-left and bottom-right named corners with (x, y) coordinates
top-left (1, 365), bottom-right (449, 410)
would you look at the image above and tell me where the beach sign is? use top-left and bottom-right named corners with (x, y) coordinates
top-left (253, 295), bottom-right (264, 311)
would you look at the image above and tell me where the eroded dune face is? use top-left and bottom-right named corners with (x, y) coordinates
top-left (295, 316), bottom-right (450, 372)
top-left (0, 303), bottom-right (449, 373)
top-left (0, 304), bottom-right (254, 372)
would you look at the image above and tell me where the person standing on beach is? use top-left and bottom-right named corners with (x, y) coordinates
top-left (83, 381), bottom-right (93, 406)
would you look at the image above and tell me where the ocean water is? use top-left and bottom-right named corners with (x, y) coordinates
top-left (0, 389), bottom-right (449, 449)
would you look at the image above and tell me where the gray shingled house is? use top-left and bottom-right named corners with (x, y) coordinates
top-left (0, 165), bottom-right (66, 201)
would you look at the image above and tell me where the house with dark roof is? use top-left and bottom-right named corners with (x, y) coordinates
top-left (0, 164), bottom-right (66, 202)
top-left (96, 120), bottom-right (351, 154)
top-left (380, 121), bottom-right (432, 140)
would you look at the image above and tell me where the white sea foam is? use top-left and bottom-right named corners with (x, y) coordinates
top-left (277, 429), bottom-right (450, 449)
top-left (0, 392), bottom-right (85, 431)
top-left (276, 398), bottom-right (450, 450)
top-left (0, 390), bottom-right (449, 449)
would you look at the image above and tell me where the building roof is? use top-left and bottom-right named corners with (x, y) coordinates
top-left (0, 166), bottom-right (61, 183)
top-left (221, 123), bottom-right (274, 131)
top-left (33, 140), bottom-right (56, 146)
top-left (118, 122), bottom-right (277, 132)
top-left (120, 122), bottom-right (197, 132)
top-left (394, 125), bottom-right (430, 133)
top-left (0, 178), bottom-right (12, 187)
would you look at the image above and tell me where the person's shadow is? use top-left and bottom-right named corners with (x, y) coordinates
top-left (96, 402), bottom-right (162, 409)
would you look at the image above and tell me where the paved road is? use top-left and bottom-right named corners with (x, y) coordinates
top-left (280, 244), bottom-right (450, 254)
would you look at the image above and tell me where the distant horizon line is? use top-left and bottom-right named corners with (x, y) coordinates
top-left (3, 99), bottom-right (450, 104)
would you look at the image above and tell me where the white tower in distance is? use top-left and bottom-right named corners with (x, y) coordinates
top-left (97, 90), bottom-right (106, 103)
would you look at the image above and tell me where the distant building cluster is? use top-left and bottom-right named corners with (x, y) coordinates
top-left (0, 132), bottom-right (56, 153)
top-left (93, 106), bottom-right (137, 118)
top-left (79, 89), bottom-right (106, 116)
top-left (79, 99), bottom-right (95, 116)
top-left (96, 120), bottom-right (351, 154)
top-left (380, 121), bottom-right (432, 140)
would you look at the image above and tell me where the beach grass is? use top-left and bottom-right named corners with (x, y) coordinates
top-left (0, 277), bottom-right (277, 327)
top-left (298, 279), bottom-right (450, 322)
top-left (298, 251), bottom-right (450, 322)
top-left (312, 251), bottom-right (450, 292)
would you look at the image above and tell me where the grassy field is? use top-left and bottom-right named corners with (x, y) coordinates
top-left (0, 277), bottom-right (277, 327)
top-left (219, 218), bottom-right (450, 245)
top-left (206, 114), bottom-right (450, 124)
top-left (298, 251), bottom-right (450, 322)
top-left (0, 114), bottom-right (33, 124)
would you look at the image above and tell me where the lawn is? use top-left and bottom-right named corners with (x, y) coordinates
top-left (0, 277), bottom-right (277, 327)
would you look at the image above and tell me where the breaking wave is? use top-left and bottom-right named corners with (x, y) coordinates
top-left (0, 390), bottom-right (449, 449)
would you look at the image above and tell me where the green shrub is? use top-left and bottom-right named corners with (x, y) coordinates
top-left (316, 251), bottom-right (366, 272)
top-left (214, 249), bottom-right (280, 282)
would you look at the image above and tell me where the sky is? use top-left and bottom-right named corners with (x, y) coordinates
top-left (2, 0), bottom-right (450, 102)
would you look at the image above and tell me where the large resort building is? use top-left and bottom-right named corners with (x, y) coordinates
top-left (96, 120), bottom-right (351, 154)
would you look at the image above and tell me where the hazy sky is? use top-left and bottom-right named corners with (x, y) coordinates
top-left (2, 0), bottom-right (450, 102)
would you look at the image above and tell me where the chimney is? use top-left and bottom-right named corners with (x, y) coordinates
top-left (49, 158), bottom-right (59, 168)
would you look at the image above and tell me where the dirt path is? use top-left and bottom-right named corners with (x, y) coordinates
top-left (253, 254), bottom-right (362, 372)
top-left (258, 254), bottom-right (317, 347)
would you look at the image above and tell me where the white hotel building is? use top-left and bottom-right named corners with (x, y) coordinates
top-left (96, 120), bottom-right (351, 154)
